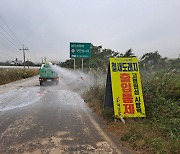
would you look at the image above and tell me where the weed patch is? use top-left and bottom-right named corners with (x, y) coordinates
top-left (84, 70), bottom-right (180, 154)
top-left (83, 86), bottom-right (105, 115)
top-left (0, 68), bottom-right (39, 85)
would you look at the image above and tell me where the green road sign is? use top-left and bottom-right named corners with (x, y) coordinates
top-left (70, 42), bottom-right (91, 58)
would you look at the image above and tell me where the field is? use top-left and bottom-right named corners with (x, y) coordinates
top-left (84, 70), bottom-right (180, 154)
top-left (0, 68), bottom-right (39, 85)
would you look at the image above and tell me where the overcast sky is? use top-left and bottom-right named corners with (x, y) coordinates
top-left (0, 0), bottom-right (180, 62)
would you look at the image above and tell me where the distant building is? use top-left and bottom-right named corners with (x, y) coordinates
top-left (10, 60), bottom-right (23, 66)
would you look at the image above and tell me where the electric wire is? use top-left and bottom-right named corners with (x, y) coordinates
top-left (0, 49), bottom-right (38, 63)
top-left (0, 24), bottom-right (22, 47)
top-left (0, 50), bottom-right (18, 59)
top-left (0, 15), bottom-right (23, 46)
top-left (0, 16), bottom-right (40, 63)
top-left (0, 31), bottom-right (20, 50)
top-left (0, 16), bottom-right (38, 63)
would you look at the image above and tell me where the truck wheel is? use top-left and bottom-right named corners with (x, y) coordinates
top-left (40, 81), bottom-right (43, 86)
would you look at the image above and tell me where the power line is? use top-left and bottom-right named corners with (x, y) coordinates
top-left (0, 15), bottom-right (23, 46)
top-left (0, 24), bottom-right (22, 47)
top-left (0, 50), bottom-right (17, 59)
top-left (0, 31), bottom-right (20, 49)
top-left (0, 15), bottom-right (34, 64)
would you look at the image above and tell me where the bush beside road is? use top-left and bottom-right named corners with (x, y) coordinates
top-left (0, 68), bottom-right (39, 85)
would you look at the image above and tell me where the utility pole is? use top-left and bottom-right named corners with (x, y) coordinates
top-left (27, 59), bottom-right (29, 68)
top-left (15, 58), bottom-right (18, 66)
top-left (20, 44), bottom-right (28, 69)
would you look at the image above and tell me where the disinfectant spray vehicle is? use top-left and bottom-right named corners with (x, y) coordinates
top-left (39, 62), bottom-right (59, 85)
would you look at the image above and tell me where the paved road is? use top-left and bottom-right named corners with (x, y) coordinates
top-left (0, 76), bottom-right (126, 154)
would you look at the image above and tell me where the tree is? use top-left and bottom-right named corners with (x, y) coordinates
top-left (141, 51), bottom-right (161, 63)
top-left (123, 48), bottom-right (135, 57)
top-left (24, 60), bottom-right (36, 67)
top-left (140, 51), bottom-right (163, 71)
top-left (61, 45), bottom-right (119, 71)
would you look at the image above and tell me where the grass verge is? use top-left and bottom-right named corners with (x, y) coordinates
top-left (83, 71), bottom-right (180, 154)
top-left (0, 68), bottom-right (39, 85)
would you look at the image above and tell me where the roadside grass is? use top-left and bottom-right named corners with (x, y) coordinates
top-left (0, 68), bottom-right (39, 85)
top-left (83, 70), bottom-right (180, 154)
top-left (84, 86), bottom-right (105, 116)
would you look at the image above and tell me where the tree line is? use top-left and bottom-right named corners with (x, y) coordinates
top-left (60, 45), bottom-right (180, 72)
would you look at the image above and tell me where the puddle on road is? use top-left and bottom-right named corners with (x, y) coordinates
top-left (0, 87), bottom-right (45, 112)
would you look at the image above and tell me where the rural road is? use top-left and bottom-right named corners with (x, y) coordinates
top-left (0, 74), bottom-right (129, 154)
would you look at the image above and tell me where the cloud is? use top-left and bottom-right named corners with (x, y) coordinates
top-left (0, 0), bottom-right (180, 62)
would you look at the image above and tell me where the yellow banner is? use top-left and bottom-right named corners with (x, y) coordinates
top-left (110, 58), bottom-right (146, 118)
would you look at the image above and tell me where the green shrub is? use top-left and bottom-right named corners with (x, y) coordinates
top-left (84, 70), bottom-right (180, 153)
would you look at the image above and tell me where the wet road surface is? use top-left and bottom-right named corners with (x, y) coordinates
top-left (0, 76), bottom-right (124, 153)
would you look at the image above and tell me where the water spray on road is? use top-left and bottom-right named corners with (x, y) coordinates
top-left (0, 87), bottom-right (45, 112)
top-left (51, 64), bottom-right (105, 93)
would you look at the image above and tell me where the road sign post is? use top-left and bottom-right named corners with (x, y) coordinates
top-left (70, 42), bottom-right (91, 72)
top-left (82, 58), bottom-right (83, 73)
top-left (74, 58), bottom-right (75, 70)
